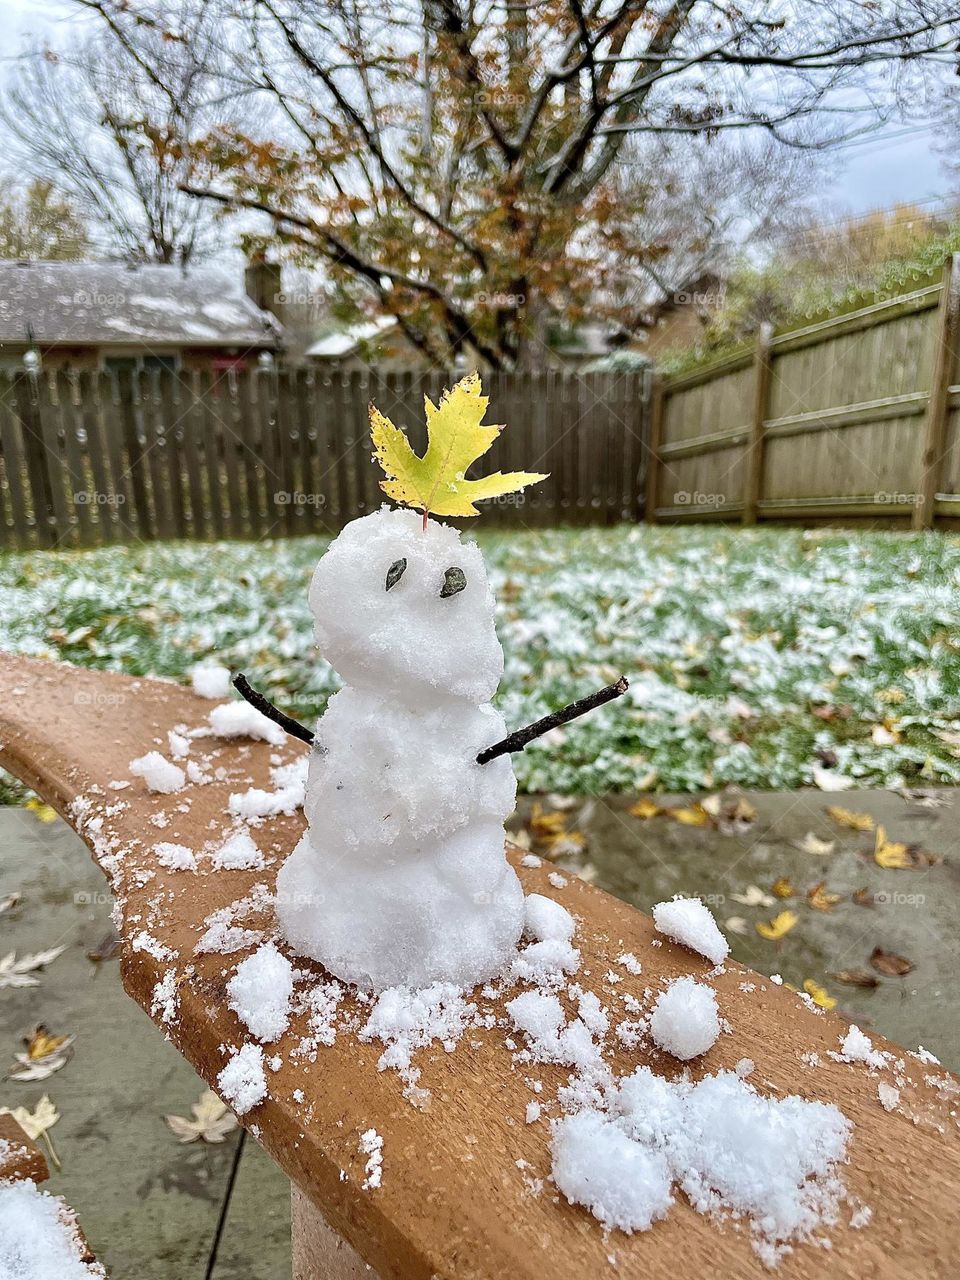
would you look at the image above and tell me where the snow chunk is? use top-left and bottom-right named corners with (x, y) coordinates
top-left (652, 898), bottom-right (728, 965)
top-left (192, 663), bottom-right (232, 700)
top-left (360, 1128), bottom-right (383, 1190)
top-left (227, 943), bottom-right (294, 1042)
top-left (129, 751), bottom-right (185, 795)
top-left (839, 1025), bottom-right (886, 1070)
top-left (208, 701), bottom-right (286, 746)
top-left (524, 893), bottom-right (575, 943)
top-left (359, 983), bottom-right (475, 1081)
top-left (649, 978), bottom-right (720, 1061)
top-left (213, 830), bottom-right (264, 871)
top-left (877, 1082), bottom-right (900, 1112)
top-left (617, 951), bottom-right (642, 975)
top-left (217, 1043), bottom-right (267, 1115)
top-left (555, 1065), bottom-right (852, 1262)
top-left (552, 1110), bottom-right (674, 1233)
top-left (511, 938), bottom-right (580, 985)
top-left (154, 842), bottom-right (197, 871)
top-left (0, 1179), bottom-right (107, 1278)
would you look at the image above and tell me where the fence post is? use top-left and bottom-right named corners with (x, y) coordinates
top-left (14, 373), bottom-right (57, 548)
top-left (913, 254), bottom-right (959, 531)
top-left (742, 322), bottom-right (774, 526)
top-left (644, 375), bottom-right (664, 523)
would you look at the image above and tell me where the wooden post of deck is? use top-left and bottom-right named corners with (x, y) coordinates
top-left (291, 1185), bottom-right (378, 1279)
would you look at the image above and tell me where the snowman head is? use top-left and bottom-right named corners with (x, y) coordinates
top-left (309, 506), bottom-right (504, 704)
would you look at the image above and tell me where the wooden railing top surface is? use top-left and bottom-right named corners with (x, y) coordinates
top-left (2, 652), bottom-right (959, 1279)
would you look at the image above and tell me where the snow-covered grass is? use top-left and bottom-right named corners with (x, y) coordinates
top-left (2, 524), bottom-right (960, 799)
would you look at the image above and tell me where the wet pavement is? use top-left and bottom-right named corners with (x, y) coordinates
top-left (0, 788), bottom-right (957, 1274)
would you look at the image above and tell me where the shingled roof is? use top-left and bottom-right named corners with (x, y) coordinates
top-left (0, 260), bottom-right (283, 350)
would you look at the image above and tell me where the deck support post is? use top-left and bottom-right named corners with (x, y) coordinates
top-left (291, 1185), bottom-right (379, 1279)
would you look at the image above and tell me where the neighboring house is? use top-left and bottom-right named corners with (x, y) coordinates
top-left (305, 316), bottom-right (423, 369)
top-left (306, 315), bottom-right (622, 371)
top-left (624, 272), bottom-right (724, 363)
top-left (0, 259), bottom-right (284, 374)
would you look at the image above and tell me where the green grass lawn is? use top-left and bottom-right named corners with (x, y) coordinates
top-left (2, 524), bottom-right (960, 800)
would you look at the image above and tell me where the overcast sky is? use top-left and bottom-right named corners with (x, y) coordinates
top-left (0, 0), bottom-right (953, 221)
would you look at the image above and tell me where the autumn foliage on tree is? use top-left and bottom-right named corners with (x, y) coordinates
top-left (57, 2), bottom-right (960, 365)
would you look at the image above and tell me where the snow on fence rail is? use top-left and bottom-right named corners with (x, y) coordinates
top-left (645, 254), bottom-right (960, 530)
top-left (0, 367), bottom-right (648, 549)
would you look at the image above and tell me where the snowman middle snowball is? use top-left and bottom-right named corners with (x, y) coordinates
top-left (275, 506), bottom-right (525, 992)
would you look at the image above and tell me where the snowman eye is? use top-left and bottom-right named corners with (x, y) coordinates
top-left (440, 566), bottom-right (466, 598)
top-left (385, 558), bottom-right (407, 591)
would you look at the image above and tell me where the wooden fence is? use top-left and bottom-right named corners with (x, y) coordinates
top-left (645, 254), bottom-right (960, 528)
top-left (0, 367), bottom-right (648, 549)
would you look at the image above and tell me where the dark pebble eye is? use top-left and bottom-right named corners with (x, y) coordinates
top-left (440, 566), bottom-right (466, 597)
top-left (385, 557), bottom-right (407, 591)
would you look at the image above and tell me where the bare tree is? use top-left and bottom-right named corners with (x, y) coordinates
top-left (68, 1), bottom-right (960, 362)
top-left (3, 6), bottom-right (240, 264)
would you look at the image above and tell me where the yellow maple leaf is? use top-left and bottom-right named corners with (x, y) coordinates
top-left (370, 372), bottom-right (547, 518)
top-left (628, 798), bottom-right (661, 820)
top-left (772, 877), bottom-right (795, 899)
top-left (826, 805), bottom-right (874, 832)
top-left (802, 978), bottom-right (837, 1010)
top-left (873, 825), bottom-right (912, 869)
top-left (756, 909), bottom-right (799, 941)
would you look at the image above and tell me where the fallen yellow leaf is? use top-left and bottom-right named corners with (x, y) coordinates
top-left (25, 798), bottom-right (58, 824)
top-left (873, 825), bottom-right (912, 869)
top-left (826, 806), bottom-right (874, 832)
top-left (802, 979), bottom-right (837, 1010)
top-left (628, 798), bottom-right (661, 820)
top-left (772, 877), bottom-right (795, 899)
top-left (669, 804), bottom-right (710, 827)
top-left (806, 881), bottom-right (842, 912)
top-left (756, 910), bottom-right (799, 941)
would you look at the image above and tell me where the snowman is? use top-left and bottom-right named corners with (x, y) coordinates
top-left (241, 374), bottom-right (625, 993)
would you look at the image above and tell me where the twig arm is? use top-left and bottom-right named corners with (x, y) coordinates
top-left (232, 673), bottom-right (315, 745)
top-left (476, 676), bottom-right (629, 765)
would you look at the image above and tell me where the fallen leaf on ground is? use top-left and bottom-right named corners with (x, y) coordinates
top-left (86, 933), bottom-right (122, 963)
top-left (628, 798), bottom-right (661, 820)
top-left (724, 916), bottom-right (749, 936)
top-left (756, 910), bottom-right (799, 941)
top-left (806, 881), bottom-right (842, 912)
top-left (852, 886), bottom-right (876, 908)
top-left (826, 806), bottom-right (875, 832)
top-left (873, 826), bottom-right (912, 869)
top-left (25, 798), bottom-right (58, 824)
top-left (794, 833), bottom-right (836, 856)
top-left (669, 804), bottom-right (711, 827)
top-left (812, 766), bottom-right (854, 792)
top-left (829, 969), bottom-right (880, 988)
top-left (870, 947), bottom-right (914, 977)
top-left (0, 947), bottom-right (67, 991)
top-left (802, 979), bottom-right (837, 1010)
top-left (871, 723), bottom-right (900, 746)
top-left (0, 1095), bottom-right (61, 1167)
top-left (0, 894), bottom-right (21, 917)
top-left (165, 1090), bottom-right (238, 1144)
top-left (730, 885), bottom-right (775, 908)
top-left (9, 1026), bottom-right (76, 1082)
top-left (771, 877), bottom-right (795, 899)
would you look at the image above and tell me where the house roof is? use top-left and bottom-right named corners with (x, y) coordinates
top-left (0, 260), bottom-right (283, 350)
top-left (305, 315), bottom-right (397, 358)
